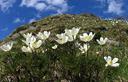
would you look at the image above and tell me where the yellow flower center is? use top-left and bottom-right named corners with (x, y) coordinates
top-left (107, 60), bottom-right (112, 65)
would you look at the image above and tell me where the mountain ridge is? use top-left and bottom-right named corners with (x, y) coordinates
top-left (1, 13), bottom-right (128, 46)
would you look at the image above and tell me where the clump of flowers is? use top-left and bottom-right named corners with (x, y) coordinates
top-left (56, 27), bottom-right (80, 44)
top-left (64, 27), bottom-right (80, 41)
top-left (21, 33), bottom-right (43, 53)
top-left (0, 27), bottom-right (123, 82)
top-left (36, 31), bottom-right (50, 40)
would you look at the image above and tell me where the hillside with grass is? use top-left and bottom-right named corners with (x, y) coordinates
top-left (0, 14), bottom-right (128, 82)
top-left (1, 14), bottom-right (128, 45)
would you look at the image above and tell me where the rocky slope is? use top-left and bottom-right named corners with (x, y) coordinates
top-left (1, 14), bottom-right (128, 45)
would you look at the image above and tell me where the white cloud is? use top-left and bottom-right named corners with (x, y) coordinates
top-left (96, 0), bottom-right (124, 15)
top-left (46, 0), bottom-right (68, 14)
top-left (35, 3), bottom-right (46, 11)
top-left (13, 18), bottom-right (21, 23)
top-left (46, 0), bottom-right (65, 5)
top-left (20, 0), bottom-right (69, 14)
top-left (107, 0), bottom-right (124, 15)
top-left (29, 18), bottom-right (36, 23)
top-left (0, 0), bottom-right (16, 12)
top-left (20, 0), bottom-right (36, 7)
top-left (20, 0), bottom-right (46, 11)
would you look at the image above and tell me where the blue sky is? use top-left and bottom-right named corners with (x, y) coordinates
top-left (0, 0), bottom-right (127, 40)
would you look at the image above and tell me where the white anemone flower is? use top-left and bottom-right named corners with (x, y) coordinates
top-left (56, 33), bottom-right (68, 44)
top-left (65, 27), bottom-right (80, 41)
top-left (37, 31), bottom-right (50, 40)
top-left (104, 56), bottom-right (119, 67)
top-left (22, 35), bottom-right (36, 46)
top-left (79, 44), bottom-right (90, 53)
top-left (0, 41), bottom-right (13, 52)
top-left (97, 37), bottom-right (108, 45)
top-left (80, 32), bottom-right (95, 42)
top-left (71, 27), bottom-right (80, 36)
top-left (52, 45), bottom-right (58, 49)
top-left (21, 46), bottom-right (32, 53)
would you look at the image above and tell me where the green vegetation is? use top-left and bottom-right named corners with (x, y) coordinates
top-left (0, 14), bottom-right (128, 82)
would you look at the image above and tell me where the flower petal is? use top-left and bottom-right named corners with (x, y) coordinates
top-left (104, 56), bottom-right (111, 62)
top-left (105, 63), bottom-right (109, 67)
top-left (52, 45), bottom-right (58, 49)
top-left (111, 63), bottom-right (120, 67)
top-left (104, 56), bottom-right (108, 62)
top-left (21, 46), bottom-right (32, 53)
top-left (112, 58), bottom-right (118, 64)
top-left (107, 56), bottom-right (112, 61)
top-left (34, 40), bottom-right (42, 48)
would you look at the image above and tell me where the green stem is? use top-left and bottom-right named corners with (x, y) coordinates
top-left (8, 51), bottom-right (13, 65)
top-left (102, 67), bottom-right (107, 81)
